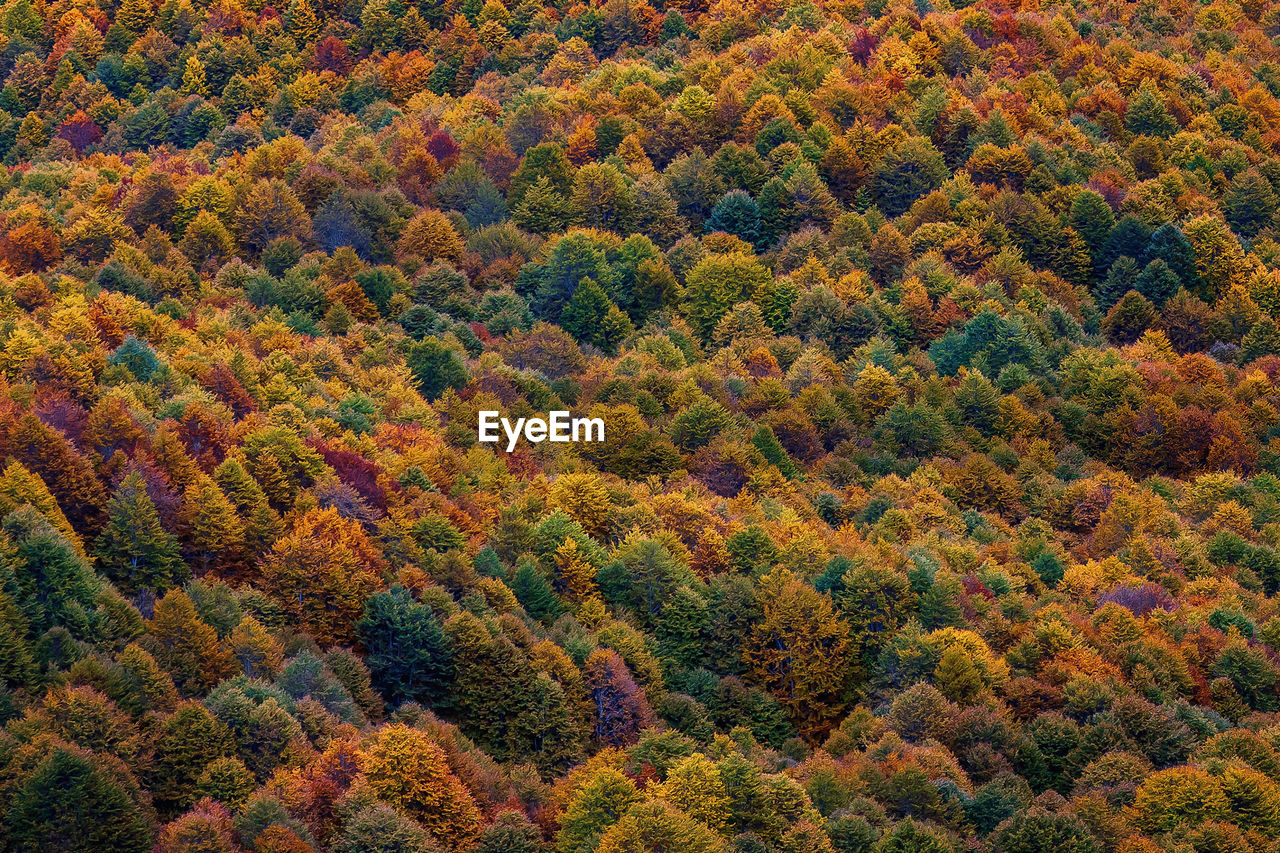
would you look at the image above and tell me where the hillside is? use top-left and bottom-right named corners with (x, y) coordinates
top-left (2, 0), bottom-right (1280, 851)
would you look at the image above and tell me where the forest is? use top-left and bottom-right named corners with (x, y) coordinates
top-left (2, 0), bottom-right (1280, 849)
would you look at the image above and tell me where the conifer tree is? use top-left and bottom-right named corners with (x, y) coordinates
top-left (355, 584), bottom-right (454, 708)
top-left (148, 700), bottom-right (236, 816)
top-left (7, 747), bottom-right (153, 853)
top-left (96, 471), bottom-right (185, 595)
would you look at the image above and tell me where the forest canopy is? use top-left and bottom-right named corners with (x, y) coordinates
top-left (2, 0), bottom-right (1280, 850)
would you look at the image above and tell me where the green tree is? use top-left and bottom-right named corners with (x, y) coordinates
top-left (557, 767), bottom-right (639, 853)
top-left (356, 584), bottom-right (455, 708)
top-left (1226, 169), bottom-right (1279, 238)
top-left (571, 163), bottom-right (634, 231)
top-left (683, 252), bottom-right (772, 339)
top-left (872, 137), bottom-right (949, 217)
top-left (1069, 189), bottom-right (1115, 263)
top-left (95, 471), bottom-right (185, 596)
top-left (149, 700), bottom-right (236, 815)
top-left (1125, 82), bottom-right (1178, 138)
top-left (7, 748), bottom-right (153, 853)
top-left (513, 176), bottom-right (570, 235)
top-left (407, 337), bottom-right (469, 401)
top-left (1135, 258), bottom-right (1181, 308)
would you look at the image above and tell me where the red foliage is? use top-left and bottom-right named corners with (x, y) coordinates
top-left (312, 36), bottom-right (354, 74)
top-left (57, 112), bottom-right (101, 154)
top-left (201, 364), bottom-right (257, 418)
top-left (308, 438), bottom-right (390, 511)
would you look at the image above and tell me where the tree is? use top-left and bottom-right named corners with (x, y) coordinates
top-left (356, 584), bottom-right (454, 707)
top-left (656, 585), bottom-right (710, 670)
top-left (144, 590), bottom-right (236, 695)
top-left (228, 616), bottom-right (283, 679)
top-left (7, 413), bottom-right (107, 532)
top-left (706, 190), bottom-right (761, 245)
top-left (746, 568), bottom-right (853, 739)
top-left (407, 337), bottom-right (469, 401)
top-left (571, 163), bottom-right (633, 231)
top-left (548, 473), bottom-right (612, 537)
top-left (871, 818), bottom-right (955, 853)
top-left (235, 180), bottom-right (309, 255)
top-left (513, 176), bottom-right (570, 235)
top-left (180, 211), bottom-right (235, 267)
top-left (1069, 190), bottom-right (1115, 263)
top-left (557, 766), bottom-right (639, 853)
top-left (2, 506), bottom-right (106, 640)
top-left (1102, 291), bottom-right (1157, 344)
top-left (554, 536), bottom-right (600, 604)
top-left (512, 562), bottom-right (562, 622)
top-left (1184, 214), bottom-right (1245, 298)
top-left (933, 645), bottom-right (983, 704)
top-left (95, 471), bottom-right (185, 595)
top-left (360, 724), bottom-right (482, 848)
top-left (657, 753), bottom-right (731, 832)
top-left (285, 0), bottom-right (322, 42)
top-left (149, 700), bottom-right (236, 815)
top-left (871, 137), bottom-right (949, 217)
top-left (334, 803), bottom-right (438, 853)
top-left (6, 747), bottom-right (153, 853)
top-left (1147, 224), bottom-right (1198, 289)
top-left (513, 671), bottom-right (582, 774)
top-left (153, 798), bottom-right (237, 853)
top-left (1226, 169), bottom-right (1279, 238)
top-left (786, 162), bottom-right (841, 229)
top-left (180, 56), bottom-right (208, 97)
top-left (260, 507), bottom-right (383, 645)
top-left (177, 474), bottom-right (244, 576)
top-left (479, 811), bottom-right (544, 853)
top-left (510, 143), bottom-right (575, 204)
top-left (398, 210), bottom-right (464, 262)
top-left (561, 278), bottom-right (620, 349)
top-left (584, 649), bottom-right (654, 748)
top-left (596, 800), bottom-right (727, 853)
top-left (683, 252), bottom-right (772, 339)
top-left (1125, 82), bottom-right (1178, 138)
top-left (1135, 258), bottom-right (1181, 308)
top-left (108, 337), bottom-right (161, 382)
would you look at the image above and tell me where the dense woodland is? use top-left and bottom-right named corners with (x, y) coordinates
top-left (3, 0), bottom-right (1280, 850)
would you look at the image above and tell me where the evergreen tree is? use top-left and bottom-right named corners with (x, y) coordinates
top-left (1146, 224), bottom-right (1198, 289)
top-left (2, 506), bottom-right (104, 640)
top-left (1135, 258), bottom-right (1181, 308)
top-left (512, 671), bottom-right (581, 774)
top-left (1095, 256), bottom-right (1141, 311)
top-left (356, 584), bottom-right (455, 708)
top-left (1069, 189), bottom-right (1115, 265)
top-left (512, 176), bottom-right (570, 235)
top-left (706, 190), bottom-right (761, 246)
top-left (149, 700), bottom-right (236, 816)
top-left (1226, 170), bottom-right (1279, 238)
top-left (7, 748), bottom-right (153, 853)
top-left (561, 278), bottom-right (613, 345)
top-left (95, 471), bottom-right (185, 596)
top-left (511, 562), bottom-right (562, 622)
top-left (407, 337), bottom-right (469, 401)
top-left (1125, 82), bottom-right (1178, 138)
top-left (871, 137), bottom-right (949, 216)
